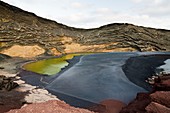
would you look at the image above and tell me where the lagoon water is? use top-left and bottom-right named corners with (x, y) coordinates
top-left (46, 53), bottom-right (147, 104)
top-left (23, 53), bottom-right (92, 75)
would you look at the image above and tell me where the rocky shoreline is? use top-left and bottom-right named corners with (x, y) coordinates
top-left (1, 69), bottom-right (170, 113)
top-left (120, 74), bottom-right (170, 113)
top-left (0, 70), bottom-right (97, 113)
top-left (0, 54), bottom-right (100, 113)
top-left (0, 70), bottom-right (59, 112)
top-left (0, 54), bottom-right (169, 113)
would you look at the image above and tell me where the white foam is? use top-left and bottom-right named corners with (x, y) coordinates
top-left (158, 59), bottom-right (170, 73)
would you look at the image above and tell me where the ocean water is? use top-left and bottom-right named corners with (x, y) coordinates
top-left (158, 59), bottom-right (170, 73)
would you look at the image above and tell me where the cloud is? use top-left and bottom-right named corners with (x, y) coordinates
top-left (60, 8), bottom-right (170, 30)
top-left (96, 8), bottom-right (112, 14)
top-left (130, 0), bottom-right (164, 4)
top-left (71, 2), bottom-right (83, 8)
top-left (129, 0), bottom-right (170, 18)
top-left (130, 0), bottom-right (143, 3)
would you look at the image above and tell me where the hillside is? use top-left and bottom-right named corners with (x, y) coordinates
top-left (0, 1), bottom-right (170, 57)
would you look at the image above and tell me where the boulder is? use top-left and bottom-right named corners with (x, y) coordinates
top-left (100, 99), bottom-right (126, 113)
top-left (120, 93), bottom-right (151, 113)
top-left (150, 91), bottom-right (170, 108)
top-left (7, 100), bottom-right (95, 113)
top-left (153, 76), bottom-right (170, 91)
top-left (146, 102), bottom-right (170, 113)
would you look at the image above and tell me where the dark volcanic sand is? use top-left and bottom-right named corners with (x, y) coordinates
top-left (123, 54), bottom-right (170, 91)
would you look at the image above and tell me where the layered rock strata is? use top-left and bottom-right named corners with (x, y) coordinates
top-left (0, 1), bottom-right (170, 58)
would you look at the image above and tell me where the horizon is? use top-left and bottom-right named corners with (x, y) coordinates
top-left (1, 0), bottom-right (170, 30)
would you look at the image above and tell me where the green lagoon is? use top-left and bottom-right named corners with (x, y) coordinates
top-left (23, 53), bottom-right (91, 75)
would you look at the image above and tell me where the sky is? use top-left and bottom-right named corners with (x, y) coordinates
top-left (2, 0), bottom-right (170, 29)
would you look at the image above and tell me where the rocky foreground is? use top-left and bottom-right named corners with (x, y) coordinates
top-left (0, 54), bottom-right (170, 113)
top-left (1, 71), bottom-right (170, 113)
top-left (120, 74), bottom-right (170, 113)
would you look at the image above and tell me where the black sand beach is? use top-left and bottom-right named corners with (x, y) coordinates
top-left (123, 54), bottom-right (170, 91)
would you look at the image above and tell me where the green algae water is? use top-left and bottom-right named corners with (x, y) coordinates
top-left (23, 53), bottom-right (91, 76)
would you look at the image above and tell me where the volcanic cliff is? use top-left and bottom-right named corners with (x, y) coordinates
top-left (0, 1), bottom-right (170, 58)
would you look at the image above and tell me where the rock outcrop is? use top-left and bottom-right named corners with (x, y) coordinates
top-left (146, 102), bottom-right (170, 113)
top-left (0, 71), bottom-right (19, 91)
top-left (99, 99), bottom-right (126, 113)
top-left (0, 70), bottom-right (60, 113)
top-left (120, 93), bottom-right (151, 113)
top-left (120, 74), bottom-right (170, 113)
top-left (7, 100), bottom-right (95, 113)
top-left (1, 45), bottom-right (45, 58)
top-left (0, 90), bottom-right (27, 113)
top-left (0, 1), bottom-right (170, 58)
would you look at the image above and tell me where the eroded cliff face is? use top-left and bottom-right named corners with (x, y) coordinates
top-left (0, 1), bottom-right (170, 58)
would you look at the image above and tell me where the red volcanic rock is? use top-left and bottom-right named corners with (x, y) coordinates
top-left (7, 100), bottom-right (95, 113)
top-left (150, 91), bottom-right (170, 108)
top-left (154, 76), bottom-right (170, 91)
top-left (146, 102), bottom-right (170, 113)
top-left (120, 93), bottom-right (151, 113)
top-left (120, 74), bottom-right (170, 113)
top-left (99, 99), bottom-right (126, 113)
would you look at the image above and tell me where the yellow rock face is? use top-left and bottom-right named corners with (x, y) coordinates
top-left (50, 48), bottom-right (62, 56)
top-left (0, 42), bottom-right (7, 47)
top-left (0, 45), bottom-right (45, 58)
top-left (61, 36), bottom-right (136, 53)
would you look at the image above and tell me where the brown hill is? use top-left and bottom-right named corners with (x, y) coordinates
top-left (0, 1), bottom-right (170, 57)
